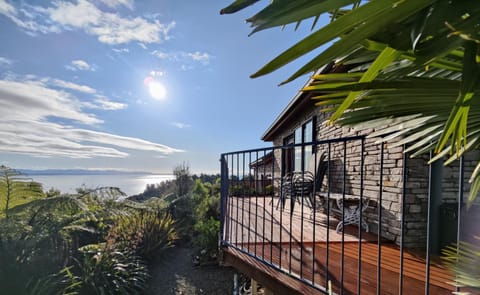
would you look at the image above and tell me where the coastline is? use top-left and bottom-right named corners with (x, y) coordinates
top-left (30, 173), bottom-right (175, 196)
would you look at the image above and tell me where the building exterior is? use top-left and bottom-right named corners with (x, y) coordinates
top-left (258, 65), bottom-right (477, 249)
top-left (219, 65), bottom-right (478, 294)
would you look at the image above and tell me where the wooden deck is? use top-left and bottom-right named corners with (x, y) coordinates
top-left (222, 196), bottom-right (456, 295)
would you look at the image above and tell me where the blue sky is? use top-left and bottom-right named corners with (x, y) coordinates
top-left (0, 0), bottom-right (320, 174)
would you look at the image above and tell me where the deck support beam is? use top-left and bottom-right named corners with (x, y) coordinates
top-left (251, 279), bottom-right (258, 295)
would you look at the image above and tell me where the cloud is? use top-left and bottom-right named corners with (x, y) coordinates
top-left (93, 96), bottom-right (127, 110)
top-left (187, 51), bottom-right (211, 65)
top-left (0, 78), bottom-right (100, 124)
top-left (99, 0), bottom-right (133, 10)
top-left (50, 78), bottom-right (97, 94)
top-left (112, 47), bottom-right (129, 53)
top-left (170, 122), bottom-right (191, 129)
top-left (0, 0), bottom-right (60, 35)
top-left (151, 50), bottom-right (212, 67)
top-left (0, 0), bottom-right (15, 15)
top-left (0, 75), bottom-right (182, 159)
top-left (151, 50), bottom-right (170, 60)
top-left (0, 0), bottom-right (175, 45)
top-left (47, 0), bottom-right (175, 44)
top-left (0, 120), bottom-right (181, 158)
top-left (66, 59), bottom-right (95, 71)
top-left (0, 56), bottom-right (13, 67)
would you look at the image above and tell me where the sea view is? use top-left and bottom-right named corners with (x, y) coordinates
top-left (30, 173), bottom-right (175, 196)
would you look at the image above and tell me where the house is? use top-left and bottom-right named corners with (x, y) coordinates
top-left (219, 63), bottom-right (478, 294)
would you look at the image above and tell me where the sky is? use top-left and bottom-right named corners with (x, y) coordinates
top-left (0, 0), bottom-right (322, 174)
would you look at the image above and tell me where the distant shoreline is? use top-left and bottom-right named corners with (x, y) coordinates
top-left (28, 173), bottom-right (175, 196)
top-left (19, 169), bottom-right (163, 176)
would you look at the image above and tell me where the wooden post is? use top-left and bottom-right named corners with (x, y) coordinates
top-left (251, 278), bottom-right (258, 295)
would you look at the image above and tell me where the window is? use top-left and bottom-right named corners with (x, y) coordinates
top-left (282, 134), bottom-right (294, 176)
top-left (283, 117), bottom-right (316, 175)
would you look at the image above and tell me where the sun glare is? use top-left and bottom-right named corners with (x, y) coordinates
top-left (148, 81), bottom-right (167, 100)
top-left (144, 75), bottom-right (167, 100)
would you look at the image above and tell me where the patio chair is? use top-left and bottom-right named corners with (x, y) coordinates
top-left (278, 152), bottom-right (327, 214)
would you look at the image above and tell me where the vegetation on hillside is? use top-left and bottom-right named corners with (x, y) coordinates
top-left (0, 164), bottom-right (221, 294)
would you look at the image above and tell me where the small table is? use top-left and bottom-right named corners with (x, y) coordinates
top-left (318, 193), bottom-right (370, 233)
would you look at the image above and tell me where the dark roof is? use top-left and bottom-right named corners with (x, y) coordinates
top-left (249, 151), bottom-right (274, 168)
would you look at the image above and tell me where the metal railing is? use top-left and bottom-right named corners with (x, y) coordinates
top-left (220, 136), bottom-right (471, 295)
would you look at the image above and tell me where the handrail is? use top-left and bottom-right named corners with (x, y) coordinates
top-left (219, 135), bottom-right (467, 295)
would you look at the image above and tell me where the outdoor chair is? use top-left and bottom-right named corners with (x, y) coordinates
top-left (278, 152), bottom-right (327, 214)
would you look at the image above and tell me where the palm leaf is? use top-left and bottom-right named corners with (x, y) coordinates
top-left (436, 41), bottom-right (479, 154)
top-left (220, 0), bottom-right (260, 14)
top-left (442, 238), bottom-right (480, 289)
top-left (329, 46), bottom-right (401, 122)
top-left (246, 0), bottom-right (357, 35)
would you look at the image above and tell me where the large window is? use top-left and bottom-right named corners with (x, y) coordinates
top-left (283, 117), bottom-right (316, 175)
top-left (282, 134), bottom-right (294, 176)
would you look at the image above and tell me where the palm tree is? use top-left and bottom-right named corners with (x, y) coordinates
top-left (220, 0), bottom-right (480, 204)
top-left (0, 166), bottom-right (43, 218)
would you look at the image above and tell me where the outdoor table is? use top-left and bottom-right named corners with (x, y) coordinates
top-left (317, 193), bottom-right (370, 233)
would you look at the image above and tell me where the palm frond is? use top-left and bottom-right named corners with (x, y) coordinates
top-left (442, 238), bottom-right (480, 289)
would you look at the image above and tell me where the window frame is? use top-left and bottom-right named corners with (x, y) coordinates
top-left (282, 116), bottom-right (316, 175)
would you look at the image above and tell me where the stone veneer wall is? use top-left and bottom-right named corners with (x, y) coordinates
top-left (269, 106), bottom-right (478, 248)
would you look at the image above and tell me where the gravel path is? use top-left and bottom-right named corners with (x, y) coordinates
top-left (147, 246), bottom-right (235, 295)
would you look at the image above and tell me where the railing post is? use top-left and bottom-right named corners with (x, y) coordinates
top-left (220, 154), bottom-right (229, 245)
top-left (456, 155), bottom-right (464, 294)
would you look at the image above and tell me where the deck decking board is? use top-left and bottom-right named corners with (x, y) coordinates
top-left (223, 196), bottom-right (456, 294)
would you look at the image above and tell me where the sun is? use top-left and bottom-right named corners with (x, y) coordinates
top-left (148, 81), bottom-right (167, 100)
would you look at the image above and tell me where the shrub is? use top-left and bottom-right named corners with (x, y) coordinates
top-left (106, 209), bottom-right (177, 259)
top-left (193, 217), bottom-right (220, 261)
top-left (61, 244), bottom-right (149, 295)
top-left (168, 193), bottom-right (195, 241)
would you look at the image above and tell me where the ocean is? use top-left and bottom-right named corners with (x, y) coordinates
top-left (31, 174), bottom-right (175, 197)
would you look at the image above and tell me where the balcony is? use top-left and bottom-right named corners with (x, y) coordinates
top-left (219, 136), bottom-right (472, 294)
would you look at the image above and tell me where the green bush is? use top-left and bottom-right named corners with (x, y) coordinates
top-left (189, 179), bottom-right (222, 262)
top-left (62, 244), bottom-right (149, 295)
top-left (193, 217), bottom-right (220, 260)
top-left (106, 209), bottom-right (177, 259)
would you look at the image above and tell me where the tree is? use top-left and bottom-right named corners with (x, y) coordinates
top-left (173, 162), bottom-right (193, 197)
top-left (221, 0), bottom-right (480, 204)
top-left (0, 166), bottom-right (43, 218)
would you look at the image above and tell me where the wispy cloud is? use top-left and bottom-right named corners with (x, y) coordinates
top-left (0, 56), bottom-right (13, 67)
top-left (0, 0), bottom-right (61, 35)
top-left (49, 78), bottom-right (97, 94)
top-left (99, 0), bottom-right (134, 10)
top-left (0, 78), bottom-right (100, 124)
top-left (112, 47), bottom-right (129, 53)
top-left (170, 122), bottom-right (191, 129)
top-left (47, 0), bottom-right (175, 44)
top-left (187, 51), bottom-right (211, 65)
top-left (66, 59), bottom-right (95, 71)
top-left (0, 120), bottom-right (181, 158)
top-left (0, 75), bottom-right (181, 158)
top-left (93, 96), bottom-right (127, 110)
top-left (0, 0), bottom-right (175, 45)
top-left (151, 50), bottom-right (212, 68)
